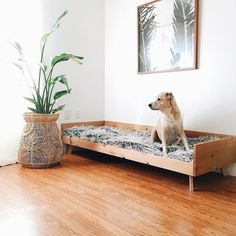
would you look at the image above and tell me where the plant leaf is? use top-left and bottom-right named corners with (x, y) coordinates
top-left (47, 74), bottom-right (63, 85)
top-left (14, 42), bottom-right (22, 51)
top-left (51, 10), bottom-right (68, 32)
top-left (51, 23), bottom-right (60, 32)
top-left (52, 104), bottom-right (65, 114)
top-left (25, 96), bottom-right (43, 112)
top-left (51, 53), bottom-right (84, 67)
top-left (53, 89), bottom-right (71, 100)
top-left (27, 107), bottom-right (40, 113)
top-left (40, 10), bottom-right (68, 45)
top-left (24, 97), bottom-right (38, 106)
top-left (51, 74), bottom-right (66, 82)
top-left (51, 75), bottom-right (70, 90)
top-left (10, 41), bottom-right (22, 53)
top-left (38, 63), bottom-right (47, 72)
top-left (33, 88), bottom-right (44, 113)
top-left (12, 62), bottom-right (24, 72)
top-left (53, 10), bottom-right (68, 27)
top-left (41, 32), bottom-right (52, 45)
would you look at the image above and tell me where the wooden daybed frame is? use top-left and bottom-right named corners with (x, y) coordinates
top-left (61, 121), bottom-right (236, 192)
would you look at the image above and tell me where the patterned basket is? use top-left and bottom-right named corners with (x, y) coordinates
top-left (18, 112), bottom-right (64, 168)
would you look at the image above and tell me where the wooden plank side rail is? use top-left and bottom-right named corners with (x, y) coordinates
top-left (185, 130), bottom-right (232, 138)
top-left (104, 121), bottom-right (153, 131)
top-left (62, 136), bottom-right (193, 176)
top-left (61, 121), bottom-right (105, 129)
top-left (193, 137), bottom-right (236, 176)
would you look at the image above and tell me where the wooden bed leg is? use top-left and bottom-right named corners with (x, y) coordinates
top-left (63, 144), bottom-right (69, 154)
top-left (220, 168), bottom-right (227, 176)
top-left (67, 145), bottom-right (74, 154)
top-left (189, 176), bottom-right (194, 192)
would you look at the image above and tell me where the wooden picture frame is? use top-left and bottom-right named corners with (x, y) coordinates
top-left (137, 0), bottom-right (199, 74)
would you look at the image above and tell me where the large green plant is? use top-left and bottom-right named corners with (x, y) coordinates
top-left (12, 10), bottom-right (84, 114)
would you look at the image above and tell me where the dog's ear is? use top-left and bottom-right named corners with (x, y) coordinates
top-left (166, 92), bottom-right (173, 98)
top-left (166, 93), bottom-right (174, 104)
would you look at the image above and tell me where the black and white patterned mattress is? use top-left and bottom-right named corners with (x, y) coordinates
top-left (63, 125), bottom-right (218, 162)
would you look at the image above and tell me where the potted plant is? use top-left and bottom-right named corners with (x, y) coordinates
top-left (12, 10), bottom-right (84, 168)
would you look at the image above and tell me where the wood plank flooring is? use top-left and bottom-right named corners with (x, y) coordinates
top-left (0, 149), bottom-right (235, 236)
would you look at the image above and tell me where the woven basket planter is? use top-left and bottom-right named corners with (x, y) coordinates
top-left (18, 112), bottom-right (64, 168)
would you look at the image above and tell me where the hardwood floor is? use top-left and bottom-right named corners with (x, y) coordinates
top-left (0, 149), bottom-right (236, 236)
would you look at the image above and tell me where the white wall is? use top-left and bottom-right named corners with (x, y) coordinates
top-left (0, 0), bottom-right (43, 165)
top-left (105, 0), bottom-right (236, 176)
top-left (41, 0), bottom-right (105, 123)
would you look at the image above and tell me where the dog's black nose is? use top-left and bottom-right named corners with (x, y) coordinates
top-left (148, 103), bottom-right (152, 108)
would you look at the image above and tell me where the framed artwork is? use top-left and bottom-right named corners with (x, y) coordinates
top-left (137, 0), bottom-right (199, 73)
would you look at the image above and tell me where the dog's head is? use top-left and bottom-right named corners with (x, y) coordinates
top-left (148, 92), bottom-right (175, 111)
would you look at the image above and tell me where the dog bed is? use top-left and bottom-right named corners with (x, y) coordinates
top-left (62, 121), bottom-right (236, 191)
top-left (63, 125), bottom-right (218, 163)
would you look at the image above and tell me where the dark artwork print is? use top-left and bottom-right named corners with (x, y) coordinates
top-left (138, 0), bottom-right (197, 73)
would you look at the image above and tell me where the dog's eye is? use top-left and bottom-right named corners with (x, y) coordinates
top-left (157, 98), bottom-right (161, 101)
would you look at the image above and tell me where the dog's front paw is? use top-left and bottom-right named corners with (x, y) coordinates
top-left (163, 150), bottom-right (168, 158)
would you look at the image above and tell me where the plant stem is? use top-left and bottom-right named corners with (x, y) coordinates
top-left (41, 67), bottom-right (48, 108)
top-left (49, 100), bottom-right (56, 113)
top-left (45, 67), bottom-right (54, 113)
top-left (38, 44), bottom-right (46, 91)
